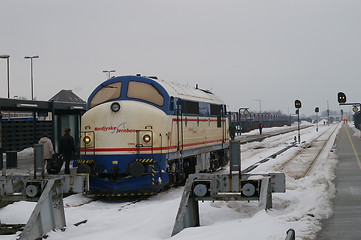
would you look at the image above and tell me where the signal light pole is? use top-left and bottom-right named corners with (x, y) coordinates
top-left (295, 100), bottom-right (302, 144)
top-left (337, 91), bottom-right (360, 109)
top-left (337, 92), bottom-right (361, 123)
top-left (315, 107), bottom-right (319, 132)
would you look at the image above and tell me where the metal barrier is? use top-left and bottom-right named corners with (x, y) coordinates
top-left (0, 174), bottom-right (89, 200)
top-left (19, 179), bottom-right (66, 240)
top-left (171, 141), bottom-right (286, 236)
top-left (285, 229), bottom-right (295, 240)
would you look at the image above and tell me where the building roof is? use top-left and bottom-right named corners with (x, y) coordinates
top-left (49, 90), bottom-right (86, 103)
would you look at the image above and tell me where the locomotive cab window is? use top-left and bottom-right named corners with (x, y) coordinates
top-left (89, 82), bottom-right (122, 109)
top-left (182, 100), bottom-right (199, 114)
top-left (169, 97), bottom-right (175, 111)
top-left (210, 104), bottom-right (222, 116)
top-left (127, 81), bottom-right (164, 106)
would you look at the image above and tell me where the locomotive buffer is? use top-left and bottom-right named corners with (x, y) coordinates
top-left (171, 140), bottom-right (285, 236)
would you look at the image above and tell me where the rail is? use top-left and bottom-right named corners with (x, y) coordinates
top-left (276, 124), bottom-right (339, 179)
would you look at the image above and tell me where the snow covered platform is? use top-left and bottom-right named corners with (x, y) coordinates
top-left (317, 124), bottom-right (361, 239)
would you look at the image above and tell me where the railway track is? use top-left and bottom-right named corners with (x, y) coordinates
top-left (276, 124), bottom-right (339, 179)
top-left (238, 125), bottom-right (312, 144)
top-left (238, 124), bottom-right (320, 172)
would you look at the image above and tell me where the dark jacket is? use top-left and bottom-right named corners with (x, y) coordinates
top-left (59, 133), bottom-right (75, 157)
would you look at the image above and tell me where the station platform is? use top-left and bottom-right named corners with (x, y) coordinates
top-left (1, 151), bottom-right (77, 177)
top-left (317, 124), bottom-right (361, 239)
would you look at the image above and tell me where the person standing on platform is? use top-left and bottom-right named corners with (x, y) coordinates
top-left (259, 122), bottom-right (264, 135)
top-left (38, 132), bottom-right (54, 169)
top-left (59, 128), bottom-right (75, 174)
top-left (229, 123), bottom-right (236, 140)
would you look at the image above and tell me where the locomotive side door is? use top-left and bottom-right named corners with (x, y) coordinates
top-left (176, 99), bottom-right (184, 151)
top-left (222, 105), bottom-right (227, 144)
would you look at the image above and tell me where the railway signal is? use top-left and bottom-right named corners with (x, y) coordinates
top-left (294, 100), bottom-right (301, 143)
top-left (315, 107), bottom-right (319, 132)
top-left (338, 92), bottom-right (346, 104)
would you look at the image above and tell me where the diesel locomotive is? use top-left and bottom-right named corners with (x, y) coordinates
top-left (77, 75), bottom-right (229, 196)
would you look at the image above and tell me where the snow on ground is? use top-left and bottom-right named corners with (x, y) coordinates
top-left (0, 122), bottom-right (345, 240)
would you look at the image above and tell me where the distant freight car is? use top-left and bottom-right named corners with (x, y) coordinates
top-left (77, 75), bottom-right (229, 196)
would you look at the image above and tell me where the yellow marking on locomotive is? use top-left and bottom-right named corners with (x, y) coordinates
top-left (112, 161), bottom-right (118, 164)
top-left (136, 158), bottom-right (154, 163)
top-left (78, 160), bottom-right (95, 164)
top-left (95, 192), bottom-right (155, 197)
top-left (150, 164), bottom-right (155, 185)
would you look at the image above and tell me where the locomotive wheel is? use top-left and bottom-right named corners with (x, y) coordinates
top-left (77, 163), bottom-right (92, 174)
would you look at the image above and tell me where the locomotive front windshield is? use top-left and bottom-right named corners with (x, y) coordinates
top-left (89, 79), bottom-right (165, 109)
top-left (127, 81), bottom-right (164, 106)
top-left (89, 82), bottom-right (122, 109)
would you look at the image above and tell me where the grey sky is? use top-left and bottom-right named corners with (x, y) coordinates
top-left (1, 0), bottom-right (360, 116)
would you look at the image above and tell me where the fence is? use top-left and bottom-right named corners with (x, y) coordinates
top-left (1, 119), bottom-right (52, 151)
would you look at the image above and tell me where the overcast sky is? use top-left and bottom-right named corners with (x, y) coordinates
top-left (1, 0), bottom-right (361, 116)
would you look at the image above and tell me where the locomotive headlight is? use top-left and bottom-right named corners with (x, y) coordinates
top-left (83, 136), bottom-right (91, 144)
top-left (143, 134), bottom-right (151, 143)
top-left (110, 102), bottom-right (121, 112)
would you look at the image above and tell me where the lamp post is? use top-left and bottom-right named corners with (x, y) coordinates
top-left (103, 70), bottom-right (115, 79)
top-left (253, 99), bottom-right (261, 113)
top-left (238, 107), bottom-right (249, 136)
top-left (24, 56), bottom-right (39, 100)
top-left (254, 99), bottom-right (262, 121)
top-left (0, 55), bottom-right (10, 98)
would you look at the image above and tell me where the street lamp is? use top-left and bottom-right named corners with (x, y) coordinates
top-left (103, 70), bottom-right (115, 79)
top-left (0, 55), bottom-right (10, 98)
top-left (238, 107), bottom-right (249, 136)
top-left (253, 99), bottom-right (262, 113)
top-left (24, 56), bottom-right (39, 100)
top-left (254, 99), bottom-right (262, 121)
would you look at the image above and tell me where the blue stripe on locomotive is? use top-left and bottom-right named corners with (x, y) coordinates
top-left (81, 153), bottom-right (166, 173)
top-left (81, 153), bottom-right (169, 194)
top-left (90, 172), bottom-right (169, 194)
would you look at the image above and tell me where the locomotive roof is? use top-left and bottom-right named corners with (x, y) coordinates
top-left (152, 78), bottom-right (225, 105)
top-left (88, 75), bottom-right (226, 110)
